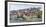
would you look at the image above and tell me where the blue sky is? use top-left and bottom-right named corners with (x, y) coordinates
top-left (9, 2), bottom-right (42, 11)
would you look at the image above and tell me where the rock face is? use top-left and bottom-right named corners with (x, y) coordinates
top-left (10, 7), bottom-right (42, 23)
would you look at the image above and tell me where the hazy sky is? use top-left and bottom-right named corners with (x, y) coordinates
top-left (9, 2), bottom-right (42, 11)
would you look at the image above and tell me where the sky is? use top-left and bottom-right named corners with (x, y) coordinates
top-left (8, 2), bottom-right (42, 11)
